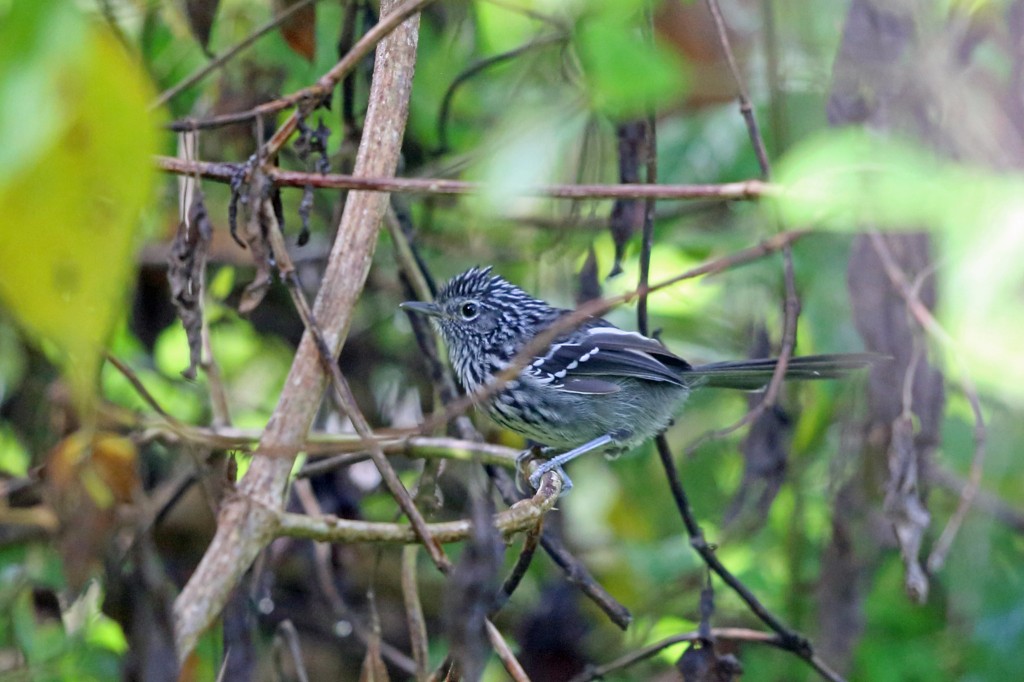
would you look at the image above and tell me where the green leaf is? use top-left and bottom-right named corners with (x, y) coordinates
top-left (0, 0), bottom-right (84, 184)
top-left (0, 424), bottom-right (30, 476)
top-left (773, 127), bottom-right (1017, 232)
top-left (574, 5), bottom-right (689, 118)
top-left (0, 0), bottom-right (161, 413)
top-left (775, 128), bottom-right (1024, 403)
top-left (471, 99), bottom-right (591, 212)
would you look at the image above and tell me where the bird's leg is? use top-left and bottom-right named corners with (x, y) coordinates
top-left (527, 429), bottom-right (631, 491)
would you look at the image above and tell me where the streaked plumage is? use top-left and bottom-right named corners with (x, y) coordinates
top-left (401, 267), bottom-right (872, 489)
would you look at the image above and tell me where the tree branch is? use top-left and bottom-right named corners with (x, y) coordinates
top-left (154, 155), bottom-right (774, 200)
top-left (172, 2), bottom-right (423, 659)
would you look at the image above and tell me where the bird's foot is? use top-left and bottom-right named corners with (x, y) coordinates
top-left (527, 460), bottom-right (573, 494)
top-left (516, 446), bottom-right (573, 495)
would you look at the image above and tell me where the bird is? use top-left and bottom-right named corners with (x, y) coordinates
top-left (401, 266), bottom-right (873, 492)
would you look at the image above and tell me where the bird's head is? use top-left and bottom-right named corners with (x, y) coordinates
top-left (400, 267), bottom-right (556, 384)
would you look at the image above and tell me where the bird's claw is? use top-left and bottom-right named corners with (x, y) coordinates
top-left (515, 449), bottom-right (573, 496)
top-left (528, 459), bottom-right (573, 495)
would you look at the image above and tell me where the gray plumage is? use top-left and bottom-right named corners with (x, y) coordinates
top-left (401, 267), bottom-right (872, 489)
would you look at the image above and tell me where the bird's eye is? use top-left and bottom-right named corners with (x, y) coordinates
top-left (460, 301), bottom-right (479, 320)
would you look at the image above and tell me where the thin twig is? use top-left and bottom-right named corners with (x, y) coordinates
top-left (636, 12), bottom-right (658, 337)
top-left (387, 207), bottom-right (434, 302)
top-left (103, 354), bottom-right (221, 516)
top-left (704, 0), bottom-right (771, 178)
top-left (293, 479), bottom-right (350, 613)
top-left (625, 21), bottom-right (815, 667)
top-left (296, 437), bottom-right (517, 477)
top-left (568, 626), bottom-right (843, 682)
top-left (156, 155), bottom-right (775, 200)
top-left (104, 353), bottom-right (178, 422)
top-left (683, 0), bottom-right (800, 456)
top-left (151, 0), bottom-right (323, 109)
top-left (136, 418), bottom-right (519, 465)
top-left (929, 465), bottom-right (1024, 534)
top-left (437, 33), bottom-right (566, 152)
top-left (165, 0), bottom-right (437, 135)
top-left (389, 205), bottom-right (481, 442)
top-left (651, 6), bottom-right (824, 671)
top-left (201, 320), bottom-right (232, 428)
top-left (484, 620), bottom-right (530, 682)
top-left (488, 465), bottom-right (633, 630)
top-left (274, 620), bottom-right (311, 682)
top-left (291, 483), bottom-right (420, 675)
top-left (401, 546), bottom-right (430, 681)
top-left (493, 519), bottom-right (544, 612)
top-left (682, 246), bottom-right (798, 455)
top-left (655, 438), bottom-right (835, 675)
top-left (261, 197), bottom-right (452, 572)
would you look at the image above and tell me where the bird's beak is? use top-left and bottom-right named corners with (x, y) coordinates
top-left (400, 301), bottom-right (443, 318)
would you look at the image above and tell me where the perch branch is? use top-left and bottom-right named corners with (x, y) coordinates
top-left (277, 468), bottom-right (560, 544)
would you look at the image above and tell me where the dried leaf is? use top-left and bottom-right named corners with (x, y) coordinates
top-left (275, 0), bottom-right (317, 62)
top-left (608, 121), bottom-right (648, 276)
top-left (237, 197), bottom-right (275, 314)
top-left (294, 117), bottom-right (331, 246)
top-left (358, 632), bottom-right (390, 682)
top-left (47, 431), bottom-right (137, 505)
top-left (184, 0), bottom-right (221, 52)
top-left (725, 329), bottom-right (792, 533)
top-left (167, 191), bottom-right (212, 379)
top-left (46, 431), bottom-right (138, 590)
top-left (849, 233), bottom-right (943, 603)
top-left (884, 414), bottom-right (931, 602)
top-left (677, 642), bottom-right (742, 682)
top-left (576, 246), bottom-right (602, 305)
top-left (820, 0), bottom-right (945, 665)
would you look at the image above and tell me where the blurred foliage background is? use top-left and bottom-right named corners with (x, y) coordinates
top-left (1, 0), bottom-right (1024, 680)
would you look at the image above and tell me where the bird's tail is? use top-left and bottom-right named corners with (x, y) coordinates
top-left (688, 353), bottom-right (879, 390)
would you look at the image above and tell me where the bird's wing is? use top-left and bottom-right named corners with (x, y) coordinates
top-left (525, 325), bottom-right (691, 393)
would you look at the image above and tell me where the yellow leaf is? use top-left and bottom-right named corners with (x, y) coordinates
top-left (0, 1), bottom-right (161, 413)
